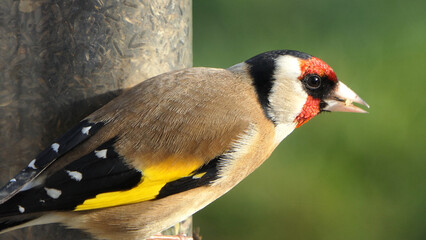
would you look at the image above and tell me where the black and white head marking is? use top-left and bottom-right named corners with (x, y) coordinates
top-left (245, 50), bottom-right (311, 124)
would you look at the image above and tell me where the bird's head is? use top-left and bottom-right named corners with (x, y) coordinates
top-left (238, 50), bottom-right (369, 128)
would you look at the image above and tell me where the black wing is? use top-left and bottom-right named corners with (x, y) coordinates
top-left (0, 137), bottom-right (142, 217)
top-left (0, 120), bottom-right (104, 204)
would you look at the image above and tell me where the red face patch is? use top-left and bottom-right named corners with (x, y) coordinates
top-left (294, 56), bottom-right (337, 127)
top-left (295, 95), bottom-right (321, 128)
top-left (299, 57), bottom-right (337, 82)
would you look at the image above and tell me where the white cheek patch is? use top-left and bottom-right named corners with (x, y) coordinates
top-left (274, 55), bottom-right (302, 81)
top-left (268, 55), bottom-right (307, 124)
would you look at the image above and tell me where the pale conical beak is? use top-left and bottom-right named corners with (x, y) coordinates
top-left (323, 81), bottom-right (370, 113)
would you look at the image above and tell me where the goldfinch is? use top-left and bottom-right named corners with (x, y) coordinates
top-left (0, 50), bottom-right (369, 240)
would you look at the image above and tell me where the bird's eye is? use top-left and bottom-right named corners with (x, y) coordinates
top-left (305, 75), bottom-right (321, 89)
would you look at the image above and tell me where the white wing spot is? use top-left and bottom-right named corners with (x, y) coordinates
top-left (18, 205), bottom-right (25, 213)
top-left (44, 187), bottom-right (62, 199)
top-left (10, 178), bottom-right (16, 182)
top-left (66, 170), bottom-right (83, 181)
top-left (51, 143), bottom-right (60, 153)
top-left (40, 199), bottom-right (46, 203)
top-left (28, 159), bottom-right (37, 169)
top-left (95, 149), bottom-right (108, 159)
top-left (81, 126), bottom-right (92, 135)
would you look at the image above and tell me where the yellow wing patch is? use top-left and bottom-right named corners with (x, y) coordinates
top-left (74, 156), bottom-right (204, 211)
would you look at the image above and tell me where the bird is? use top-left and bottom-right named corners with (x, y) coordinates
top-left (0, 50), bottom-right (369, 240)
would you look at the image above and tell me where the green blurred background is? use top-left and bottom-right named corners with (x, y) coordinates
top-left (192, 1), bottom-right (426, 240)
